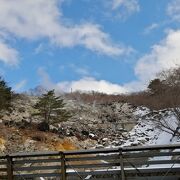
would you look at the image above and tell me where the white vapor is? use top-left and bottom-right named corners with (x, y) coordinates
top-left (13, 80), bottom-right (27, 91)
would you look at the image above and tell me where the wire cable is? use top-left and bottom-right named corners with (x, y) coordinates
top-left (63, 157), bottom-right (85, 180)
top-left (160, 157), bottom-right (180, 180)
top-left (124, 157), bottom-right (149, 180)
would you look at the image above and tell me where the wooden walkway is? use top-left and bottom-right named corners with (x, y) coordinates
top-left (0, 144), bottom-right (180, 179)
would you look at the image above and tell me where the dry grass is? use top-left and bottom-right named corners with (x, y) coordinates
top-left (65, 91), bottom-right (126, 104)
top-left (0, 123), bottom-right (79, 154)
top-left (66, 89), bottom-right (180, 110)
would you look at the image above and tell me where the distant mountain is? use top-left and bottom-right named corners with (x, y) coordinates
top-left (27, 85), bottom-right (47, 96)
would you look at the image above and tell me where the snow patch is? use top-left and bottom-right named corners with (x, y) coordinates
top-left (121, 107), bottom-right (180, 147)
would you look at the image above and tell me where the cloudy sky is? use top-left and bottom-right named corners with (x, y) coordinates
top-left (0, 0), bottom-right (180, 94)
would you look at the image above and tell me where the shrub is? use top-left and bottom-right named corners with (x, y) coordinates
top-left (0, 77), bottom-right (13, 113)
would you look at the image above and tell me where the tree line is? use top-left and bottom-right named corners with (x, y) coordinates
top-left (0, 78), bottom-right (71, 130)
top-left (0, 66), bottom-right (180, 139)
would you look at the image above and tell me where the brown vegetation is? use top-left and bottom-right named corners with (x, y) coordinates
top-left (66, 67), bottom-right (180, 111)
top-left (0, 123), bottom-right (78, 154)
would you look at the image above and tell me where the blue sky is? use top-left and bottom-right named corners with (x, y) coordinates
top-left (0, 0), bottom-right (180, 94)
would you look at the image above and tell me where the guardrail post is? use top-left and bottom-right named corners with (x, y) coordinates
top-left (119, 148), bottom-right (125, 180)
top-left (6, 155), bottom-right (13, 180)
top-left (60, 151), bottom-right (66, 180)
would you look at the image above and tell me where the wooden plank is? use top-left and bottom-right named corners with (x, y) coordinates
top-left (14, 165), bottom-right (61, 171)
top-left (0, 143), bottom-right (180, 180)
top-left (67, 169), bottom-right (120, 176)
top-left (64, 148), bottom-right (119, 155)
top-left (88, 178), bottom-right (119, 180)
top-left (0, 155), bottom-right (6, 159)
top-left (0, 175), bottom-right (8, 179)
top-left (13, 158), bottom-right (61, 164)
top-left (66, 162), bottom-right (119, 169)
top-left (123, 143), bottom-right (180, 152)
top-left (68, 166), bottom-right (180, 174)
top-left (0, 143), bottom-right (179, 158)
top-left (124, 167), bottom-right (180, 174)
top-left (0, 161), bottom-right (7, 165)
top-left (67, 167), bottom-right (180, 177)
top-left (65, 154), bottom-right (119, 161)
top-left (68, 178), bottom-right (119, 180)
top-left (13, 172), bottom-right (60, 178)
top-left (123, 159), bottom-right (180, 166)
top-left (10, 151), bottom-right (60, 158)
top-left (0, 168), bottom-right (7, 172)
top-left (124, 151), bottom-right (180, 158)
top-left (67, 178), bottom-right (119, 180)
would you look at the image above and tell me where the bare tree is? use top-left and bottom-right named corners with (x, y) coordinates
top-left (147, 67), bottom-right (180, 140)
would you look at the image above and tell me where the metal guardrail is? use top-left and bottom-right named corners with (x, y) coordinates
top-left (0, 144), bottom-right (180, 180)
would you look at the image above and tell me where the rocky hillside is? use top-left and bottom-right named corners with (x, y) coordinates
top-left (0, 93), bottom-right (179, 154)
top-left (0, 94), bottom-right (137, 153)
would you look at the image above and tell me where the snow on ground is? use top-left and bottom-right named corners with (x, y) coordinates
top-left (122, 107), bottom-right (180, 147)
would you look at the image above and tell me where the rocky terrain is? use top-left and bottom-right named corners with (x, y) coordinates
top-left (0, 94), bottom-right (136, 153)
top-left (0, 93), bottom-right (179, 154)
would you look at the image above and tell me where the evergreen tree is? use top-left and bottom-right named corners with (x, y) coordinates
top-left (148, 78), bottom-right (166, 94)
top-left (34, 90), bottom-right (71, 129)
top-left (0, 77), bottom-right (12, 112)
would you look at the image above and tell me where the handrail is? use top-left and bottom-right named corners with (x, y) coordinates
top-left (1, 143), bottom-right (179, 157)
top-left (0, 144), bottom-right (180, 180)
top-left (123, 143), bottom-right (180, 151)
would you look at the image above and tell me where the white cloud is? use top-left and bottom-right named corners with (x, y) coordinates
top-left (37, 67), bottom-right (55, 90)
top-left (37, 29), bottom-right (180, 94)
top-left (13, 79), bottom-right (27, 91)
top-left (0, 39), bottom-right (19, 65)
top-left (34, 43), bottom-right (44, 54)
top-left (112, 0), bottom-right (139, 10)
top-left (56, 77), bottom-right (127, 94)
top-left (38, 68), bottom-right (127, 94)
top-left (110, 0), bottom-right (140, 19)
top-left (134, 29), bottom-right (180, 89)
top-left (167, 0), bottom-right (180, 22)
top-left (75, 68), bottom-right (90, 76)
top-left (123, 81), bottom-right (147, 92)
top-left (0, 0), bottom-right (130, 61)
top-left (143, 23), bottom-right (159, 35)
top-left (60, 64), bottom-right (101, 78)
top-left (69, 64), bottom-right (96, 77)
top-left (69, 64), bottom-right (90, 76)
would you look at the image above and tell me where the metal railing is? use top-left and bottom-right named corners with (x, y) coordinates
top-left (0, 144), bottom-right (180, 180)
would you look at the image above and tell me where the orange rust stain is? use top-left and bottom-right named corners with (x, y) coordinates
top-left (52, 139), bottom-right (77, 151)
top-left (0, 137), bottom-right (5, 145)
top-left (0, 124), bottom-right (78, 152)
top-left (61, 139), bottom-right (77, 150)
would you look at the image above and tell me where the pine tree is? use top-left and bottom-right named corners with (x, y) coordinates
top-left (34, 90), bottom-right (71, 129)
top-left (0, 77), bottom-right (12, 112)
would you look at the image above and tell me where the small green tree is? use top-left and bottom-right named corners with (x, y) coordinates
top-left (0, 77), bottom-right (12, 112)
top-left (33, 90), bottom-right (71, 130)
top-left (148, 78), bottom-right (165, 94)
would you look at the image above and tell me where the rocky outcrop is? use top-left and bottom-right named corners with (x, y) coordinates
top-left (51, 101), bottom-right (137, 148)
top-left (0, 94), bottom-right (138, 152)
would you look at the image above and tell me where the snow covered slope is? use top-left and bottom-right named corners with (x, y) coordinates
top-left (122, 107), bottom-right (180, 147)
